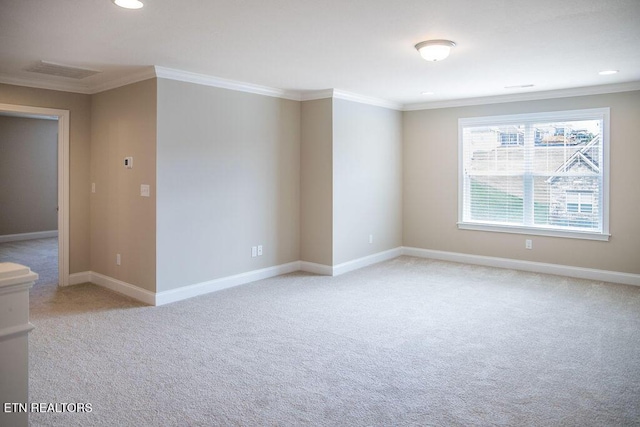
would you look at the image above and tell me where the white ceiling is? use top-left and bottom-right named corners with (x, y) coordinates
top-left (1, 0), bottom-right (639, 108)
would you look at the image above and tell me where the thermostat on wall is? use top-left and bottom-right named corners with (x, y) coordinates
top-left (124, 157), bottom-right (133, 169)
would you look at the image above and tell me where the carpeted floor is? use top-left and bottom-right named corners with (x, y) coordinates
top-left (2, 239), bottom-right (640, 426)
top-left (0, 237), bottom-right (58, 287)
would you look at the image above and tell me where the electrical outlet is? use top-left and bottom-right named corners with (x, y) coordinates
top-left (369, 234), bottom-right (373, 244)
top-left (91, 183), bottom-right (96, 193)
top-left (525, 239), bottom-right (532, 250)
top-left (116, 253), bottom-right (121, 265)
top-left (257, 245), bottom-right (263, 256)
top-left (251, 246), bottom-right (257, 258)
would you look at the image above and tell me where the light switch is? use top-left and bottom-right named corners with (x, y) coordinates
top-left (141, 184), bottom-right (150, 197)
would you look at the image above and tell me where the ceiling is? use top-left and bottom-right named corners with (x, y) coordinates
top-left (1, 0), bottom-right (639, 108)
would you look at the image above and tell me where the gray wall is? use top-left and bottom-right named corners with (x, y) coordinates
top-left (0, 84), bottom-right (92, 274)
top-left (300, 98), bottom-right (333, 266)
top-left (332, 99), bottom-right (403, 264)
top-left (156, 79), bottom-right (301, 292)
top-left (0, 116), bottom-right (58, 235)
top-left (91, 79), bottom-right (157, 292)
top-left (403, 90), bottom-right (640, 275)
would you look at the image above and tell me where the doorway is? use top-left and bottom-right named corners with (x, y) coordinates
top-left (0, 103), bottom-right (69, 287)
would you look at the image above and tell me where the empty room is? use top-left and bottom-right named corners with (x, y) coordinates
top-left (0, 0), bottom-right (639, 426)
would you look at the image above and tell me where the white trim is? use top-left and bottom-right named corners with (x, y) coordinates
top-left (402, 247), bottom-right (640, 287)
top-left (3, 65), bottom-right (638, 110)
top-left (89, 272), bottom-right (157, 305)
top-left (68, 271), bottom-right (92, 286)
top-left (0, 322), bottom-right (35, 341)
top-left (332, 247), bottom-right (403, 276)
top-left (155, 261), bottom-right (301, 306)
top-left (458, 107), bottom-right (611, 126)
top-left (299, 261), bottom-right (334, 276)
top-left (403, 81), bottom-right (640, 111)
top-left (0, 73), bottom-right (93, 94)
top-left (90, 67), bottom-right (157, 94)
top-left (458, 107), bottom-right (610, 242)
top-left (457, 223), bottom-right (610, 241)
top-left (0, 230), bottom-right (58, 243)
top-left (54, 247), bottom-right (640, 309)
top-left (0, 323), bottom-right (35, 342)
top-left (300, 89), bottom-right (334, 101)
top-left (0, 103), bottom-right (70, 287)
top-left (154, 66), bottom-right (301, 101)
top-left (58, 108), bottom-right (70, 286)
top-left (0, 280), bottom-right (37, 296)
top-left (0, 68), bottom-right (156, 95)
top-left (332, 89), bottom-right (402, 111)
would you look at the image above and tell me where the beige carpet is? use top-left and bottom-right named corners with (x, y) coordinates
top-left (3, 240), bottom-right (640, 426)
top-left (0, 237), bottom-right (58, 287)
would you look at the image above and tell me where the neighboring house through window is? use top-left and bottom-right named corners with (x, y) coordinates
top-left (458, 108), bottom-right (610, 240)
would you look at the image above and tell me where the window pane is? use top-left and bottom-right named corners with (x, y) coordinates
top-left (463, 126), bottom-right (524, 174)
top-left (533, 176), bottom-right (551, 225)
top-left (459, 109), bottom-right (608, 238)
top-left (468, 176), bottom-right (523, 224)
top-left (532, 120), bottom-right (602, 175)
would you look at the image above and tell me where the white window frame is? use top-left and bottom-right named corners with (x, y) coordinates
top-left (458, 108), bottom-right (610, 241)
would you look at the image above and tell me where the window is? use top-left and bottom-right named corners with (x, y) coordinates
top-left (566, 191), bottom-right (594, 214)
top-left (458, 108), bottom-right (609, 240)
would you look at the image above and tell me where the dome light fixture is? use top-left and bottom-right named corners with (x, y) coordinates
top-left (113, 0), bottom-right (144, 9)
top-left (415, 40), bottom-right (456, 62)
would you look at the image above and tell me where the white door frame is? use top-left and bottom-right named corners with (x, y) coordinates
top-left (0, 103), bottom-right (70, 287)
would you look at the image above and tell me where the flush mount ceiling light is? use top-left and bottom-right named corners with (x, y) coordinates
top-left (113, 0), bottom-right (144, 9)
top-left (415, 40), bottom-right (456, 62)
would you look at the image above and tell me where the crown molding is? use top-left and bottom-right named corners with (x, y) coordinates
top-left (153, 66), bottom-right (301, 101)
top-left (0, 73), bottom-right (93, 94)
top-left (91, 67), bottom-right (157, 94)
top-left (402, 81), bottom-right (640, 111)
top-left (299, 89), bottom-right (334, 101)
top-left (299, 89), bottom-right (402, 110)
top-left (333, 89), bottom-right (403, 111)
top-left (0, 68), bottom-right (156, 95)
top-left (3, 65), bottom-right (637, 111)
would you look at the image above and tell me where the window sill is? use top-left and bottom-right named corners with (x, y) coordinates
top-left (457, 222), bottom-right (610, 241)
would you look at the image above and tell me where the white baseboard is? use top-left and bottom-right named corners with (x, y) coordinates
top-left (332, 247), bottom-right (403, 276)
top-left (155, 261), bottom-right (301, 306)
top-left (299, 261), bottom-right (333, 276)
top-left (68, 271), bottom-right (91, 286)
top-left (300, 247), bottom-right (403, 276)
top-left (402, 247), bottom-right (640, 287)
top-left (67, 263), bottom-right (303, 306)
top-left (63, 247), bottom-right (638, 307)
top-left (67, 271), bottom-right (156, 305)
top-left (90, 272), bottom-right (157, 305)
top-left (0, 230), bottom-right (58, 243)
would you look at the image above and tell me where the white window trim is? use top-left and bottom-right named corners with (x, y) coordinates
top-left (458, 108), bottom-right (610, 241)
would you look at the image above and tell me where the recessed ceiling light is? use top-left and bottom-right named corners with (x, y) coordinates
top-left (421, 91), bottom-right (435, 95)
top-left (415, 40), bottom-right (456, 62)
top-left (113, 0), bottom-right (144, 9)
top-left (598, 70), bottom-right (619, 75)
